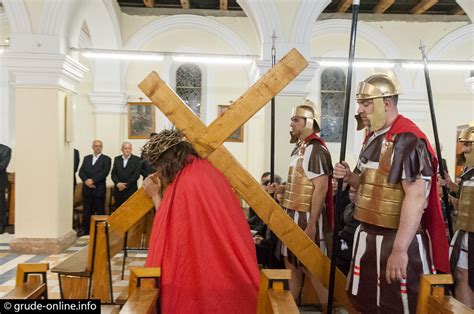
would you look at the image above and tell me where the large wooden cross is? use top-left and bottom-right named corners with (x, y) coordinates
top-left (107, 48), bottom-right (355, 312)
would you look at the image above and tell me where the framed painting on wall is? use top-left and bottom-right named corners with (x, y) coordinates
top-left (128, 102), bottom-right (155, 139)
top-left (217, 104), bottom-right (244, 142)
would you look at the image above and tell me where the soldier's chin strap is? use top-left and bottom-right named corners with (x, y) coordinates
top-left (464, 149), bottom-right (474, 167)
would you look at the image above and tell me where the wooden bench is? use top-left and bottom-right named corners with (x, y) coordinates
top-left (257, 269), bottom-right (299, 314)
top-left (417, 274), bottom-right (473, 314)
top-left (120, 209), bottom-right (155, 279)
top-left (2, 263), bottom-right (49, 300)
top-left (52, 188), bottom-right (154, 303)
top-left (119, 267), bottom-right (160, 313)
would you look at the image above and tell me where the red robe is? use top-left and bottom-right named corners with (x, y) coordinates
top-left (146, 157), bottom-right (260, 313)
top-left (385, 114), bottom-right (450, 274)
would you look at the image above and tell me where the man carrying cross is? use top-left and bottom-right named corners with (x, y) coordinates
top-left (141, 129), bottom-right (259, 314)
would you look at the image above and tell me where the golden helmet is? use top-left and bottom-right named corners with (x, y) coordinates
top-left (356, 74), bottom-right (400, 101)
top-left (290, 99), bottom-right (321, 142)
top-left (459, 126), bottom-right (474, 143)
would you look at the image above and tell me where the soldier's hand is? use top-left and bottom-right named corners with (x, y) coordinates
top-left (443, 171), bottom-right (453, 184)
top-left (333, 161), bottom-right (351, 181)
top-left (437, 174), bottom-right (447, 187)
top-left (304, 223), bottom-right (317, 241)
top-left (438, 171), bottom-right (454, 190)
top-left (386, 249), bottom-right (408, 284)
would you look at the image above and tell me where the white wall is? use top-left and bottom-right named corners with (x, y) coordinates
top-left (308, 20), bottom-right (473, 175)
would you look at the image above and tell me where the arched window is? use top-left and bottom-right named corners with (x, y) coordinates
top-left (176, 63), bottom-right (202, 117)
top-left (320, 68), bottom-right (346, 142)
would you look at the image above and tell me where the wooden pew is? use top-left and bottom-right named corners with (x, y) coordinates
top-left (2, 263), bottom-right (49, 300)
top-left (257, 269), bottom-right (299, 314)
top-left (51, 189), bottom-right (154, 303)
top-left (120, 209), bottom-right (155, 279)
top-left (417, 274), bottom-right (473, 314)
top-left (119, 267), bottom-right (160, 313)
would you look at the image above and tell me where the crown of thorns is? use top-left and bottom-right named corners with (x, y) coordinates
top-left (142, 129), bottom-right (186, 165)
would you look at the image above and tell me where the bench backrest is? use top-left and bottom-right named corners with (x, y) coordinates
top-left (257, 269), bottom-right (298, 314)
top-left (417, 274), bottom-right (473, 314)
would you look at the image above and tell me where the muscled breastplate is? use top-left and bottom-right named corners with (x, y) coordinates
top-left (456, 167), bottom-right (474, 232)
top-left (355, 135), bottom-right (405, 229)
top-left (283, 143), bottom-right (314, 212)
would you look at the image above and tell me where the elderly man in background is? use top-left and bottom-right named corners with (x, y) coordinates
top-left (111, 142), bottom-right (142, 209)
top-left (78, 140), bottom-right (111, 236)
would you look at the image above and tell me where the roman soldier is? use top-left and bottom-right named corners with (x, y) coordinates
top-left (281, 99), bottom-right (334, 309)
top-left (443, 125), bottom-right (474, 308)
top-left (334, 73), bottom-right (449, 313)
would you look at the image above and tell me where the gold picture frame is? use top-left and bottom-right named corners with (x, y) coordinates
top-left (217, 104), bottom-right (244, 142)
top-left (128, 102), bottom-right (155, 139)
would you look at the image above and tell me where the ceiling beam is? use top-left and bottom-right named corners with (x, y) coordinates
top-left (180, 0), bottom-right (190, 9)
top-left (220, 0), bottom-right (228, 10)
top-left (450, 7), bottom-right (465, 15)
top-left (143, 0), bottom-right (154, 8)
top-left (410, 0), bottom-right (438, 15)
top-left (372, 0), bottom-right (395, 14)
top-left (337, 0), bottom-right (352, 13)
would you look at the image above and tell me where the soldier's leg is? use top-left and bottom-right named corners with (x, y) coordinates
top-left (284, 257), bottom-right (303, 300)
top-left (456, 267), bottom-right (473, 308)
top-left (302, 267), bottom-right (328, 312)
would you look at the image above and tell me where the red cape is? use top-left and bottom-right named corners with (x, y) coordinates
top-left (385, 115), bottom-right (450, 274)
top-left (146, 157), bottom-right (260, 313)
top-left (304, 133), bottom-right (335, 230)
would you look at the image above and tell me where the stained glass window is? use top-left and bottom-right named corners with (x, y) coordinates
top-left (320, 68), bottom-right (346, 142)
top-left (176, 63), bottom-right (202, 117)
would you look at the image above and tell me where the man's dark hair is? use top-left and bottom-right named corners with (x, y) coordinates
top-left (261, 172), bottom-right (282, 185)
top-left (156, 141), bottom-right (198, 184)
top-left (383, 95), bottom-right (399, 105)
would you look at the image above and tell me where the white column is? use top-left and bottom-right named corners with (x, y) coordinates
top-left (88, 91), bottom-right (128, 168)
top-left (0, 58), bottom-right (14, 146)
top-left (253, 56), bottom-right (318, 179)
top-left (4, 51), bottom-right (88, 254)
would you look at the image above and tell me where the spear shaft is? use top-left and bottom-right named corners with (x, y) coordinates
top-left (419, 41), bottom-right (454, 239)
top-left (327, 1), bottom-right (360, 312)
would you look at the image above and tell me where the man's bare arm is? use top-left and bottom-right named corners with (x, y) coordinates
top-left (305, 175), bottom-right (328, 239)
top-left (386, 178), bottom-right (426, 284)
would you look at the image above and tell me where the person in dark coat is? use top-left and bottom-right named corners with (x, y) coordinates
top-left (78, 140), bottom-right (111, 236)
top-left (74, 148), bottom-right (80, 189)
top-left (111, 142), bottom-right (142, 209)
top-left (0, 144), bottom-right (12, 234)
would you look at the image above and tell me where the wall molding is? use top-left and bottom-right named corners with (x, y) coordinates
top-left (2, 0), bottom-right (31, 33)
top-left (4, 52), bottom-right (88, 93)
top-left (89, 91), bottom-right (128, 114)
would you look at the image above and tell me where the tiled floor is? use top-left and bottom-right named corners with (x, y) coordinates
top-left (0, 233), bottom-right (339, 313)
top-left (0, 233), bottom-right (147, 313)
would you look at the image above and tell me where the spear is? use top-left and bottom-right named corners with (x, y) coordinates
top-left (327, 0), bottom-right (360, 312)
top-left (419, 41), bottom-right (454, 239)
top-left (270, 31), bottom-right (277, 183)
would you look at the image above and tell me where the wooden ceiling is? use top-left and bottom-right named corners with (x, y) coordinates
top-left (117, 0), bottom-right (466, 16)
